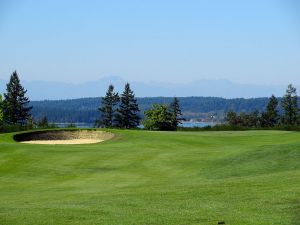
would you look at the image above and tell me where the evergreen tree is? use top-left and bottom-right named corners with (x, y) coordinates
top-left (38, 116), bottom-right (49, 128)
top-left (248, 110), bottom-right (260, 127)
top-left (0, 95), bottom-right (3, 126)
top-left (26, 116), bottom-right (34, 130)
top-left (225, 110), bottom-right (238, 126)
top-left (3, 71), bottom-right (32, 125)
top-left (169, 97), bottom-right (182, 129)
top-left (115, 83), bottom-right (140, 128)
top-left (260, 95), bottom-right (279, 127)
top-left (281, 84), bottom-right (298, 125)
top-left (226, 110), bottom-right (260, 127)
top-left (96, 84), bottom-right (119, 128)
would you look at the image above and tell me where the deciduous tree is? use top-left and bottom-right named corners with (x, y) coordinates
top-left (143, 104), bottom-right (175, 131)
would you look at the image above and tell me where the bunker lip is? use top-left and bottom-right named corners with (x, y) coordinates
top-left (14, 130), bottom-right (114, 145)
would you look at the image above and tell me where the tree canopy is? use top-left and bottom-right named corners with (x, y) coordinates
top-left (260, 95), bottom-right (279, 127)
top-left (115, 83), bottom-right (140, 128)
top-left (96, 84), bottom-right (119, 128)
top-left (0, 95), bottom-right (3, 126)
top-left (143, 104), bottom-right (176, 131)
top-left (169, 97), bottom-right (182, 128)
top-left (281, 84), bottom-right (298, 125)
top-left (3, 71), bottom-right (32, 125)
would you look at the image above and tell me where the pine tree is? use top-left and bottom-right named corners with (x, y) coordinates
top-left (0, 95), bottom-right (3, 126)
top-left (3, 71), bottom-right (32, 125)
top-left (225, 110), bottom-right (238, 126)
top-left (169, 97), bottom-right (182, 129)
top-left (96, 84), bottom-right (119, 128)
top-left (38, 116), bottom-right (49, 128)
top-left (115, 83), bottom-right (140, 128)
top-left (281, 84), bottom-right (298, 125)
top-left (260, 95), bottom-right (279, 127)
top-left (26, 116), bottom-right (34, 130)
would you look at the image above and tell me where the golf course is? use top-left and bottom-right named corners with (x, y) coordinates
top-left (0, 129), bottom-right (300, 225)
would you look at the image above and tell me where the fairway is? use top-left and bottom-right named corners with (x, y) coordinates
top-left (1, 130), bottom-right (300, 225)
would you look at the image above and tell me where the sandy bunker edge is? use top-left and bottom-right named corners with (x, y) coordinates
top-left (14, 130), bottom-right (115, 145)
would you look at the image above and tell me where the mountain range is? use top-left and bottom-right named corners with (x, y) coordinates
top-left (0, 76), bottom-right (295, 100)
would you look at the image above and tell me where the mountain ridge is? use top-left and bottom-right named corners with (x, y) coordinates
top-left (0, 76), bottom-right (294, 100)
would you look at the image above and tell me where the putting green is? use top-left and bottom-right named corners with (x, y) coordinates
top-left (0, 129), bottom-right (300, 225)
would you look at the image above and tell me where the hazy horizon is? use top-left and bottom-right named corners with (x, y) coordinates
top-left (1, 75), bottom-right (298, 100)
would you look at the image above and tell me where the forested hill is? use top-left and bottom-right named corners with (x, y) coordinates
top-left (30, 97), bottom-right (273, 123)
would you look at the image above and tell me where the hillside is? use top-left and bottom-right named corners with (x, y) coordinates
top-left (30, 96), bottom-right (271, 123)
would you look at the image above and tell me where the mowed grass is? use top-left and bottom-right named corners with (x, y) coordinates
top-left (1, 130), bottom-right (300, 225)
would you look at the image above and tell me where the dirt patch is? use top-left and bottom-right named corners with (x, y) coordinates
top-left (14, 130), bottom-right (114, 145)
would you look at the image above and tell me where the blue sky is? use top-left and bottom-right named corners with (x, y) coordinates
top-left (0, 0), bottom-right (300, 85)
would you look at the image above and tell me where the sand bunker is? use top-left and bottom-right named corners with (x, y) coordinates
top-left (14, 130), bottom-right (114, 145)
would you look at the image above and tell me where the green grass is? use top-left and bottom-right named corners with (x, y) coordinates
top-left (1, 129), bottom-right (300, 225)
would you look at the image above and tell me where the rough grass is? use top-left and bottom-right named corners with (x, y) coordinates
top-left (0, 129), bottom-right (300, 225)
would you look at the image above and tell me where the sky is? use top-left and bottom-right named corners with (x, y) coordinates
top-left (0, 0), bottom-right (300, 86)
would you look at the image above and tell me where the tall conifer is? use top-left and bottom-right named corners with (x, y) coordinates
top-left (281, 84), bottom-right (298, 125)
top-left (261, 95), bottom-right (279, 127)
top-left (3, 71), bottom-right (32, 125)
top-left (115, 83), bottom-right (140, 128)
top-left (169, 97), bottom-right (182, 129)
top-left (96, 84), bottom-right (119, 127)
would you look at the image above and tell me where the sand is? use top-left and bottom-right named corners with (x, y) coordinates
top-left (20, 138), bottom-right (105, 145)
top-left (15, 130), bottom-right (114, 145)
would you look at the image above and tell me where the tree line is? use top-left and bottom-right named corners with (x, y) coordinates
top-left (30, 96), bottom-right (282, 123)
top-left (96, 83), bottom-right (183, 130)
top-left (1, 70), bottom-right (300, 132)
top-left (95, 83), bottom-right (140, 128)
top-left (226, 84), bottom-right (300, 128)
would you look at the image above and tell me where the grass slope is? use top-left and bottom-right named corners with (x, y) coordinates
top-left (0, 130), bottom-right (300, 225)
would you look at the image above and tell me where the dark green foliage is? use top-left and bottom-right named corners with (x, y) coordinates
top-left (225, 110), bottom-right (260, 127)
top-left (169, 97), bottom-right (182, 128)
top-left (281, 84), bottom-right (298, 125)
top-left (3, 71), bottom-right (32, 125)
top-left (143, 104), bottom-right (176, 131)
top-left (115, 83), bottom-right (140, 128)
top-left (26, 116), bottom-right (34, 130)
top-left (260, 95), bottom-right (279, 127)
top-left (225, 110), bottom-right (238, 126)
top-left (29, 97), bottom-right (275, 123)
top-left (225, 85), bottom-right (299, 129)
top-left (0, 95), bottom-right (3, 126)
top-left (38, 116), bottom-right (49, 128)
top-left (96, 84), bottom-right (119, 128)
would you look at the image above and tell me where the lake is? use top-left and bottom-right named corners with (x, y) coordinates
top-left (54, 122), bottom-right (216, 128)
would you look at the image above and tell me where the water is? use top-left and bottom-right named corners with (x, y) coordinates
top-left (53, 123), bottom-right (94, 128)
top-left (54, 122), bottom-right (215, 128)
top-left (179, 121), bottom-right (216, 128)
